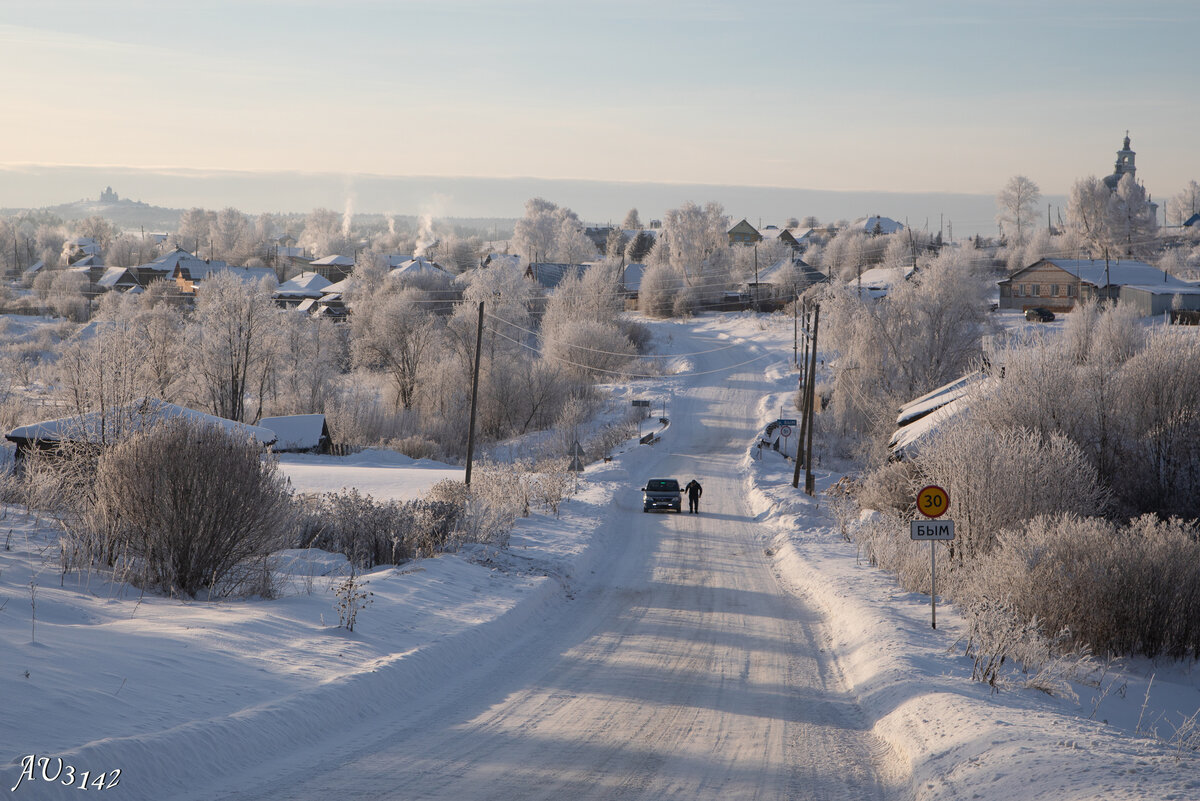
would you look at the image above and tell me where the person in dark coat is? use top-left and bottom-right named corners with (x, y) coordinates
top-left (684, 479), bottom-right (702, 514)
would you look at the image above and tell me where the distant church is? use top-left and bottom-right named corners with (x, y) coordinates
top-left (1102, 132), bottom-right (1157, 219)
top-left (100, 186), bottom-right (119, 203)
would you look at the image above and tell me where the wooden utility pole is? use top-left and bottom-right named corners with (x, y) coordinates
top-left (464, 300), bottom-right (485, 487)
top-left (804, 304), bottom-right (820, 495)
top-left (793, 302), bottom-right (814, 489)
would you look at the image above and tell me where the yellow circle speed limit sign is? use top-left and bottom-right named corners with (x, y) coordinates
top-left (916, 485), bottom-right (949, 518)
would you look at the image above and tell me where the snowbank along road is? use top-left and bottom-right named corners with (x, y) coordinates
top-left (200, 322), bottom-right (897, 800)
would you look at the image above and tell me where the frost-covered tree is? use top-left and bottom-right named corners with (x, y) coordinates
top-left (212, 207), bottom-right (255, 263)
top-left (622, 208), bottom-right (642, 230)
top-left (189, 272), bottom-right (281, 422)
top-left (351, 288), bottom-right (439, 410)
top-left (554, 213), bottom-right (597, 264)
top-left (995, 175), bottom-right (1041, 246)
top-left (1067, 174), bottom-right (1157, 259)
top-left (1167, 180), bottom-right (1200, 226)
top-left (513, 198), bottom-right (560, 264)
top-left (637, 262), bottom-right (680, 318)
top-left (69, 215), bottom-right (119, 252)
top-left (653, 201), bottom-right (731, 303)
top-left (541, 269), bottom-right (634, 379)
top-left (55, 319), bottom-right (144, 440)
top-left (823, 247), bottom-right (991, 451)
top-left (271, 310), bottom-right (345, 415)
top-left (605, 227), bottom-right (628, 260)
top-left (177, 208), bottom-right (216, 254)
top-left (625, 230), bottom-right (655, 263)
top-left (299, 208), bottom-right (351, 258)
top-left (1110, 173), bottom-right (1158, 257)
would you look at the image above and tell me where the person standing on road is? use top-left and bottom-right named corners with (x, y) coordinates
top-left (685, 479), bottom-right (702, 514)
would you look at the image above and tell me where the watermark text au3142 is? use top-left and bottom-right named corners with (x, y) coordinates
top-left (11, 755), bottom-right (121, 792)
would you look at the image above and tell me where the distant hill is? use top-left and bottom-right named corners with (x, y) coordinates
top-left (33, 197), bottom-right (186, 232)
top-left (0, 164), bottom-right (1053, 238)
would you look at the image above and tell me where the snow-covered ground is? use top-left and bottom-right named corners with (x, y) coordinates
top-left (2, 313), bottom-right (1198, 799)
top-left (277, 448), bottom-right (463, 501)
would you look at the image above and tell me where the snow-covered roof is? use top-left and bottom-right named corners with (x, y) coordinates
top-left (390, 256), bottom-right (452, 280)
top-left (186, 265), bottom-right (276, 287)
top-left (140, 247), bottom-right (201, 273)
top-left (96, 267), bottom-right (134, 288)
top-left (68, 254), bottom-right (102, 269)
top-left (275, 271), bottom-right (332, 298)
top-left (5, 399), bottom-right (277, 448)
top-left (526, 262), bottom-right (584, 290)
top-left (258, 414), bottom-right (328, 452)
top-left (483, 253), bottom-right (522, 270)
top-left (889, 373), bottom-right (996, 458)
top-left (851, 216), bottom-right (904, 234)
top-left (23, 260), bottom-right (45, 275)
top-left (310, 254), bottom-right (355, 267)
top-left (750, 257), bottom-right (826, 287)
top-left (852, 265), bottom-right (913, 295)
top-left (1015, 258), bottom-right (1192, 290)
top-left (621, 262), bottom-right (645, 293)
top-left (896, 371), bottom-right (984, 427)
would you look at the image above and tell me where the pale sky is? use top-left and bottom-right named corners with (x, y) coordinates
top-left (2, 0), bottom-right (1197, 206)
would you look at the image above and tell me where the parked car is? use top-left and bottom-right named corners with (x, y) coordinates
top-left (642, 478), bottom-right (682, 513)
top-left (1025, 307), bottom-right (1055, 322)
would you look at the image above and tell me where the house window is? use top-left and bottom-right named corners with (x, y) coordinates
top-left (1067, 285), bottom-right (1076, 297)
top-left (1032, 284), bottom-right (1041, 297)
top-left (1021, 284), bottom-right (1030, 296)
top-left (1051, 284), bottom-right (1059, 297)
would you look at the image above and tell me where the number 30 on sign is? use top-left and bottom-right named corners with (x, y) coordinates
top-left (916, 485), bottom-right (949, 518)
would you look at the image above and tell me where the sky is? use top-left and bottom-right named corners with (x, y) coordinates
top-left (1, 0), bottom-right (1197, 220)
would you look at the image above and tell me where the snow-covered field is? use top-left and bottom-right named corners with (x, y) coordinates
top-left (277, 448), bottom-right (463, 501)
top-left (2, 313), bottom-right (1198, 799)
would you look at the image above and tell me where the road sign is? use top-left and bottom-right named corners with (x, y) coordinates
top-left (570, 440), bottom-right (585, 458)
top-left (916, 485), bottom-right (950, 518)
top-left (631, 400), bottom-right (651, 407)
top-left (778, 418), bottom-right (798, 426)
top-left (568, 456), bottom-right (584, 472)
top-left (910, 520), bottom-right (955, 540)
top-left (779, 425), bottom-right (792, 437)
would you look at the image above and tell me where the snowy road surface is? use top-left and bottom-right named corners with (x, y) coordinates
top-left (207, 324), bottom-right (895, 800)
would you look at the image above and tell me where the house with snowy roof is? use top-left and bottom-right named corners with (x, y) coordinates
top-left (745, 256), bottom-right (827, 297)
top-left (998, 257), bottom-right (1200, 316)
top-left (887, 371), bottom-right (991, 460)
top-left (757, 226), bottom-right (808, 254)
top-left (728, 219), bottom-right (761, 245)
top-left (851, 216), bottom-right (904, 236)
top-left (525, 262), bottom-right (586, 290)
top-left (96, 267), bottom-right (140, 293)
top-left (309, 254), bottom-right (355, 282)
top-left (173, 260), bottom-right (275, 294)
top-left (481, 253), bottom-right (521, 271)
top-left (389, 256), bottom-right (453, 282)
top-left (5, 398), bottom-right (277, 458)
top-left (273, 271), bottom-right (332, 307)
top-left (258, 414), bottom-right (332, 453)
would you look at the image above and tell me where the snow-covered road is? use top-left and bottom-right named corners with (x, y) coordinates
top-left (206, 325), bottom-right (895, 799)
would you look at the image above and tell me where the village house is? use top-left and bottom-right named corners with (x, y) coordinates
top-left (5, 399), bottom-right (277, 460)
top-left (998, 257), bottom-right (1200, 316)
top-left (273, 271), bottom-right (333, 308)
top-left (727, 219), bottom-right (761, 245)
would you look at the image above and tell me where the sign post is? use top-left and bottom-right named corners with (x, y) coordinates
top-left (568, 441), bottom-right (585, 492)
top-left (776, 418), bottom-right (797, 460)
top-left (912, 485), bottom-right (953, 629)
